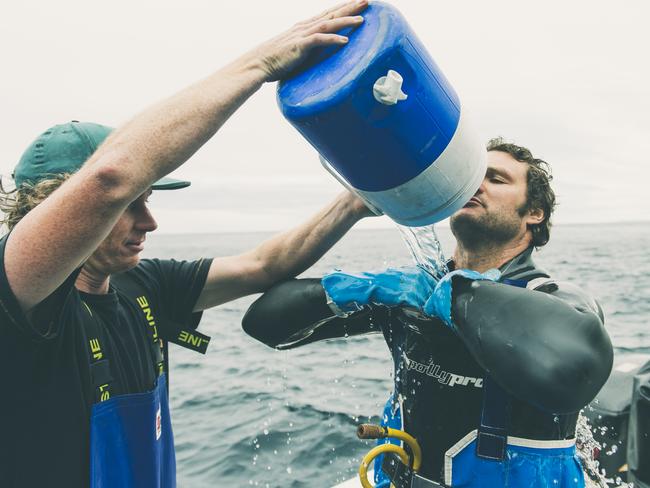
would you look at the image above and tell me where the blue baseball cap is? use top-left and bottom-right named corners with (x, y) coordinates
top-left (13, 121), bottom-right (190, 190)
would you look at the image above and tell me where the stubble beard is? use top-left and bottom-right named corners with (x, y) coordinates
top-left (450, 207), bottom-right (523, 251)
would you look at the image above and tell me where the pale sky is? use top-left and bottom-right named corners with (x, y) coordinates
top-left (2, 0), bottom-right (648, 233)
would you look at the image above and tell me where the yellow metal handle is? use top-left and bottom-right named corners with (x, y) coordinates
top-left (385, 427), bottom-right (422, 472)
top-left (358, 443), bottom-right (409, 488)
top-left (356, 424), bottom-right (423, 488)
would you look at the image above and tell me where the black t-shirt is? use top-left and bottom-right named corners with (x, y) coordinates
top-left (0, 235), bottom-right (212, 488)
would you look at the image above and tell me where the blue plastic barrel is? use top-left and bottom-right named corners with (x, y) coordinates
top-left (277, 1), bottom-right (486, 226)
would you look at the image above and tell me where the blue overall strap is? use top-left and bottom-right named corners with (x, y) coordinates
top-left (145, 318), bottom-right (165, 379)
top-left (163, 340), bottom-right (170, 397)
top-left (137, 294), bottom-right (168, 393)
top-left (81, 296), bottom-right (166, 404)
top-left (475, 376), bottom-right (509, 460)
top-left (81, 301), bottom-right (114, 403)
top-left (475, 277), bottom-right (529, 461)
top-left (500, 278), bottom-right (528, 288)
top-left (128, 292), bottom-right (166, 378)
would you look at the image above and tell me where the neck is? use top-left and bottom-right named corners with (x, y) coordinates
top-left (75, 266), bottom-right (110, 294)
top-left (453, 234), bottom-right (532, 273)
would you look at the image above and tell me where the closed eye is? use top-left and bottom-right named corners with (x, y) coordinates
top-left (486, 167), bottom-right (513, 184)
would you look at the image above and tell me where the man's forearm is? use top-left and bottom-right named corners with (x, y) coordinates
top-left (251, 192), bottom-right (371, 288)
top-left (84, 55), bottom-right (267, 200)
top-left (242, 278), bottom-right (378, 349)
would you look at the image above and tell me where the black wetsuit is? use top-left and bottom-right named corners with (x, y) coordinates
top-left (242, 248), bottom-right (613, 482)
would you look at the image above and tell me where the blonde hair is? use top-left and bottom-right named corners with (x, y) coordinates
top-left (0, 174), bottom-right (70, 231)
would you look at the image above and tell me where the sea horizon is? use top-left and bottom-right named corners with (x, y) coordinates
top-left (151, 218), bottom-right (650, 237)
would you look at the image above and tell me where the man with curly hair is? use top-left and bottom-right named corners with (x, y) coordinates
top-left (243, 139), bottom-right (613, 487)
top-left (0, 2), bottom-right (374, 487)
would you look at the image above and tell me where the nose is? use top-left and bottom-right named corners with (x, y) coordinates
top-left (135, 205), bottom-right (158, 233)
top-left (474, 177), bottom-right (487, 195)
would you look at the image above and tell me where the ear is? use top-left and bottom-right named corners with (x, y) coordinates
top-left (525, 207), bottom-right (544, 226)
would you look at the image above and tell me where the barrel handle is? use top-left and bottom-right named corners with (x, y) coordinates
top-left (318, 154), bottom-right (383, 216)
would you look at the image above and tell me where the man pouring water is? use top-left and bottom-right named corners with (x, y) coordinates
top-left (0, 2), bottom-right (378, 487)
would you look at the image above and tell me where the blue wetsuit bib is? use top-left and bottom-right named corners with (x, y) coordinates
top-left (81, 293), bottom-right (178, 488)
top-left (374, 277), bottom-right (586, 488)
top-left (90, 373), bottom-right (175, 487)
top-left (375, 395), bottom-right (584, 488)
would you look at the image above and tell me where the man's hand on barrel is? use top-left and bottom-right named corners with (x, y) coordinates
top-left (250, 0), bottom-right (368, 82)
top-left (338, 191), bottom-right (380, 219)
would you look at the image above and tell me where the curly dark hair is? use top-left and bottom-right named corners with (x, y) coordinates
top-left (486, 137), bottom-right (556, 247)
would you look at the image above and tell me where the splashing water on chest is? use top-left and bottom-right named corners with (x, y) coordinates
top-left (396, 223), bottom-right (448, 279)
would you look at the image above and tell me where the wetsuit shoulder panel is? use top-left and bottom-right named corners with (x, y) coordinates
top-left (451, 277), bottom-right (613, 414)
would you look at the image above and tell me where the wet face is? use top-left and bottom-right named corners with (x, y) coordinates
top-left (86, 190), bottom-right (158, 274)
top-left (450, 151), bottom-right (541, 248)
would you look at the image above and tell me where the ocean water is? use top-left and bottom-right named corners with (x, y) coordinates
top-left (140, 222), bottom-right (650, 487)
